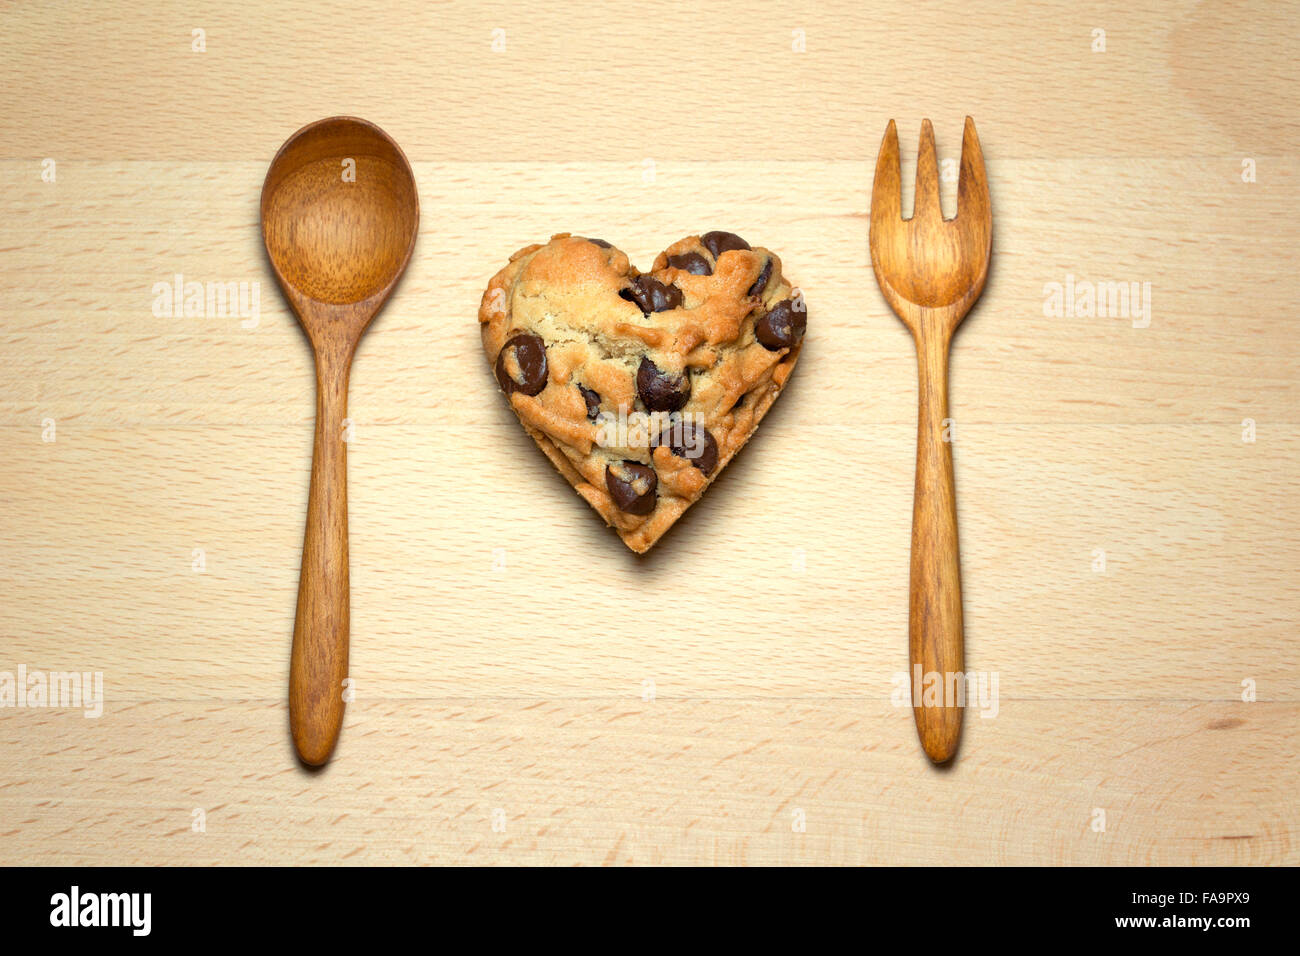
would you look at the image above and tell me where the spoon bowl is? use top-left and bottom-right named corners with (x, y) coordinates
top-left (262, 117), bottom-right (419, 319)
top-left (261, 117), bottom-right (418, 765)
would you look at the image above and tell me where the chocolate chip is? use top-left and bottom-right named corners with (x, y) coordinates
top-left (619, 275), bottom-right (683, 314)
top-left (747, 256), bottom-right (773, 297)
top-left (754, 299), bottom-right (807, 351)
top-left (653, 421), bottom-right (719, 476)
top-left (667, 252), bottom-right (713, 276)
top-left (587, 238), bottom-right (612, 248)
top-left (494, 333), bottom-right (549, 395)
top-left (637, 356), bottom-right (691, 412)
top-left (605, 460), bottom-right (657, 515)
top-left (701, 231), bottom-right (750, 258)
top-left (578, 384), bottom-right (601, 421)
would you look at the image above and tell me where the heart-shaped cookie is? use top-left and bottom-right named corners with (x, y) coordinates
top-left (479, 232), bottom-right (807, 552)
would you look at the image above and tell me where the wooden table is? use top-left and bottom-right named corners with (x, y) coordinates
top-left (1, 0), bottom-right (1296, 866)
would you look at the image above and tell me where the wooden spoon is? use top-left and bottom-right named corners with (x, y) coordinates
top-left (260, 117), bottom-right (419, 765)
top-left (869, 118), bottom-right (991, 763)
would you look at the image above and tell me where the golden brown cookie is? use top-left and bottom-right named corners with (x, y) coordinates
top-left (479, 232), bottom-right (806, 553)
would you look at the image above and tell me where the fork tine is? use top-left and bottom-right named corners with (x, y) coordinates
top-left (913, 119), bottom-right (942, 223)
top-left (871, 119), bottom-right (901, 229)
top-left (957, 116), bottom-right (989, 221)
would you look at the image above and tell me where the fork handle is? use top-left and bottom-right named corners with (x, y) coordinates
top-left (909, 327), bottom-right (965, 763)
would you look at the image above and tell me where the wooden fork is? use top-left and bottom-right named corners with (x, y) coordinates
top-left (869, 117), bottom-right (992, 763)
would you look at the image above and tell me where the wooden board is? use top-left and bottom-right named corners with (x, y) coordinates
top-left (0, 0), bottom-right (1296, 865)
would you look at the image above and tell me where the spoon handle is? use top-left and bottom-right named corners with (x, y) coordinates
top-left (909, 326), bottom-right (964, 763)
top-left (290, 352), bottom-right (352, 765)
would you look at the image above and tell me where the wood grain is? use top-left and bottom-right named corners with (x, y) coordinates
top-left (261, 117), bottom-right (420, 765)
top-left (871, 117), bottom-right (993, 762)
top-left (0, 0), bottom-right (1297, 865)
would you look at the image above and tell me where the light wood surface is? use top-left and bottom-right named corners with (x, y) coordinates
top-left (1, 0), bottom-right (1297, 865)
